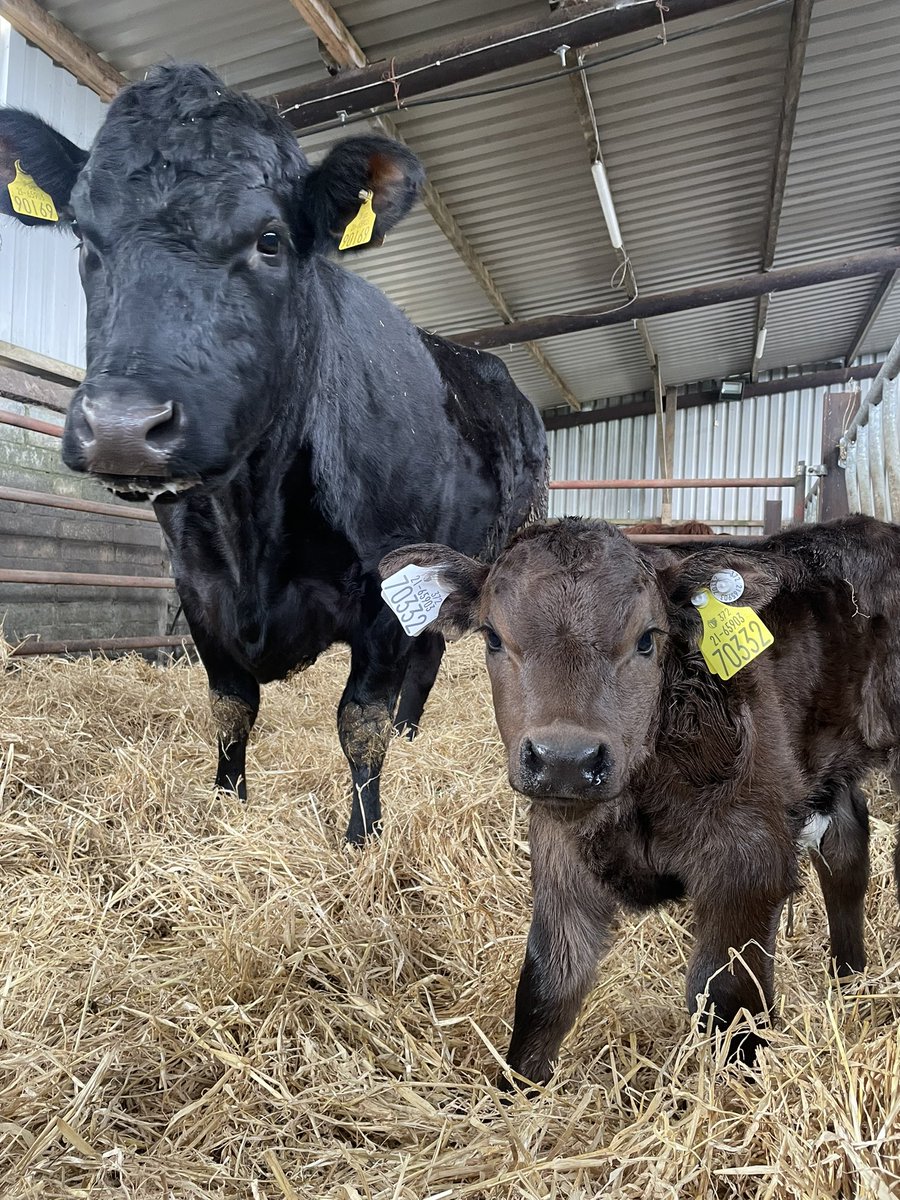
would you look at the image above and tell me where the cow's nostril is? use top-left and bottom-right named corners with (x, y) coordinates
top-left (521, 737), bottom-right (545, 776)
top-left (144, 400), bottom-right (178, 447)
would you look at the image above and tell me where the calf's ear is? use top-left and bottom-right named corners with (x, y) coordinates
top-left (0, 109), bottom-right (88, 227)
top-left (301, 135), bottom-right (424, 253)
top-left (659, 548), bottom-right (790, 612)
top-left (378, 544), bottom-right (489, 641)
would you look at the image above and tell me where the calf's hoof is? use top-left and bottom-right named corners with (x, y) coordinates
top-left (497, 1056), bottom-right (551, 1098)
top-left (722, 1027), bottom-right (768, 1068)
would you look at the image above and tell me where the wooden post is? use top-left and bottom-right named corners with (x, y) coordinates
top-left (657, 364), bottom-right (672, 520)
top-left (763, 499), bottom-right (783, 535)
top-left (661, 386), bottom-right (678, 524)
top-left (793, 462), bottom-right (807, 525)
top-left (819, 390), bottom-right (859, 521)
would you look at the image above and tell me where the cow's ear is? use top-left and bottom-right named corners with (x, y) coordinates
top-left (379, 543), bottom-right (489, 641)
top-left (0, 109), bottom-right (88, 227)
top-left (301, 135), bottom-right (424, 253)
top-left (659, 549), bottom-right (791, 612)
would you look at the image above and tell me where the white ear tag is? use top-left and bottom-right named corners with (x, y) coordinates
top-left (381, 563), bottom-right (453, 637)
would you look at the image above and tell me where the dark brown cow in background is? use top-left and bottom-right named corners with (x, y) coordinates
top-left (381, 514), bottom-right (900, 1083)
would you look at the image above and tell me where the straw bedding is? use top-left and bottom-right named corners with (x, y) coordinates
top-left (0, 639), bottom-right (898, 1199)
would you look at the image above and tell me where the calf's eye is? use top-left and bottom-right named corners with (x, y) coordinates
top-left (636, 630), bottom-right (655, 656)
top-left (484, 627), bottom-right (503, 653)
top-left (257, 230), bottom-right (280, 255)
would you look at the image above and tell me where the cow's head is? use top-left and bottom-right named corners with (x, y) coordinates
top-left (380, 521), bottom-right (788, 810)
top-left (0, 65), bottom-right (423, 501)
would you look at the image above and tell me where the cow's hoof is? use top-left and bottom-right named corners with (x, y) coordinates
top-left (393, 719), bottom-right (420, 741)
top-left (215, 776), bottom-right (247, 802)
top-left (343, 821), bottom-right (383, 847)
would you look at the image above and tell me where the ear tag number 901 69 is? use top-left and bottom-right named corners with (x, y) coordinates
top-left (690, 588), bottom-right (774, 680)
top-left (7, 161), bottom-right (58, 222)
top-left (338, 190), bottom-right (376, 250)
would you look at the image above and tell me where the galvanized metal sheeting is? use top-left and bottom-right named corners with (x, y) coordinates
top-left (0, 26), bottom-right (106, 368)
top-left (548, 369), bottom-right (837, 532)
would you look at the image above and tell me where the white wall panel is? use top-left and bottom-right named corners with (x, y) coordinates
top-left (0, 22), bottom-right (106, 369)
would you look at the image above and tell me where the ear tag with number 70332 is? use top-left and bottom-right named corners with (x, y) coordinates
top-left (690, 588), bottom-right (774, 680)
top-left (381, 563), bottom-right (452, 637)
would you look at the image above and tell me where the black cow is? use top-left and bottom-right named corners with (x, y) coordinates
top-left (0, 65), bottom-right (547, 843)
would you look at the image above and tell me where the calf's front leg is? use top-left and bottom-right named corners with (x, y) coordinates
top-left (504, 810), bottom-right (619, 1088)
top-left (810, 782), bottom-right (869, 976)
top-left (687, 887), bottom-right (786, 1064)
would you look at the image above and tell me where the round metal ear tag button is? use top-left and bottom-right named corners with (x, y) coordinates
top-left (710, 569), bottom-right (744, 604)
top-left (691, 591), bottom-right (708, 608)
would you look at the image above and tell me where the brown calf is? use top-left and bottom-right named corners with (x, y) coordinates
top-left (624, 519), bottom-right (715, 535)
top-left (380, 515), bottom-right (900, 1082)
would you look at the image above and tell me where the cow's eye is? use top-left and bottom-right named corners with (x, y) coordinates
top-left (636, 630), bottom-right (655, 656)
top-left (484, 626), bottom-right (503, 653)
top-left (256, 230), bottom-right (280, 255)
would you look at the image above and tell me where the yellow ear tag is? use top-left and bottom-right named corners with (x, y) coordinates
top-left (338, 190), bottom-right (375, 250)
top-left (691, 589), bottom-right (774, 681)
top-left (7, 160), bottom-right (58, 222)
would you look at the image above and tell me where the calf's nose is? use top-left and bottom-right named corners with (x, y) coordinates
top-left (519, 729), bottom-right (612, 798)
top-left (74, 394), bottom-right (180, 475)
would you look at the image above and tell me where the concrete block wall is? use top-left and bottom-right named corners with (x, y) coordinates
top-left (0, 399), bottom-right (172, 645)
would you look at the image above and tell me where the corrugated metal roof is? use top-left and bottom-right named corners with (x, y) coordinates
top-left (17, 0), bottom-right (900, 408)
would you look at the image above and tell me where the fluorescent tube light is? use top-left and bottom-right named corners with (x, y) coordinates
top-left (590, 159), bottom-right (624, 251)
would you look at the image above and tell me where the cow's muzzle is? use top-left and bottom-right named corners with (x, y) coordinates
top-left (64, 388), bottom-right (183, 479)
top-left (514, 725), bottom-right (615, 803)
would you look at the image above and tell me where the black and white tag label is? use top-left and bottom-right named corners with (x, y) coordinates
top-left (381, 564), bottom-right (453, 637)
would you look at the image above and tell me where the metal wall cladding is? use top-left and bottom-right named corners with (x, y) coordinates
top-left (548, 371), bottom-right (831, 534)
top-left (0, 25), bottom-right (107, 369)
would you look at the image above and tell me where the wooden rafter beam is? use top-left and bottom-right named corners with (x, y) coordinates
top-left (273, 0), bottom-right (753, 132)
top-left (844, 269), bottom-right (900, 365)
top-left (288, 0), bottom-right (582, 409)
top-left (452, 246), bottom-right (900, 349)
top-left (0, 0), bottom-right (124, 100)
top-left (750, 0), bottom-right (814, 381)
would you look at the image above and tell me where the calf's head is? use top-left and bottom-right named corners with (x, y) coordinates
top-left (380, 521), bottom-right (786, 808)
top-left (0, 65), bottom-right (423, 501)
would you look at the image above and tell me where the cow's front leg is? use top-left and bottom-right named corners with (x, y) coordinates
top-left (190, 628), bottom-right (260, 800)
top-left (339, 609), bottom-right (411, 844)
top-left (687, 883), bottom-right (788, 1065)
top-left (504, 809), bottom-right (619, 1088)
top-left (394, 631), bottom-right (444, 739)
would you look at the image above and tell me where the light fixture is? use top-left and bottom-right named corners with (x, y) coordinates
top-left (590, 159), bottom-right (624, 251)
top-left (719, 377), bottom-right (745, 401)
top-left (755, 327), bottom-right (768, 360)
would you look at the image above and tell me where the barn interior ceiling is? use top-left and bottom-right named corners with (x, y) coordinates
top-left (3, 0), bottom-right (899, 413)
